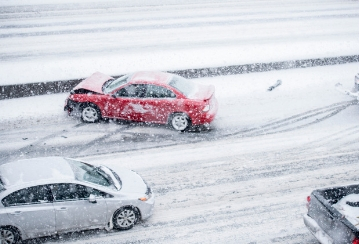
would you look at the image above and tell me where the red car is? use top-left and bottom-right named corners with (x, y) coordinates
top-left (64, 71), bottom-right (218, 131)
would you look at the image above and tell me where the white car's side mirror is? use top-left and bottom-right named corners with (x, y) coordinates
top-left (89, 194), bottom-right (97, 203)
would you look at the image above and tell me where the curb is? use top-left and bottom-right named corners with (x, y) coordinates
top-left (1, 54), bottom-right (358, 100)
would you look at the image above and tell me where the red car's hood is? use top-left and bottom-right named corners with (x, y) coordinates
top-left (73, 72), bottom-right (113, 94)
top-left (191, 84), bottom-right (215, 100)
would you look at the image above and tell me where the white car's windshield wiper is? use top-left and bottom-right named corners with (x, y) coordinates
top-left (97, 166), bottom-right (122, 191)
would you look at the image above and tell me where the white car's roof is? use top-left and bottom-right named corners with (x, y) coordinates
top-left (0, 157), bottom-right (75, 187)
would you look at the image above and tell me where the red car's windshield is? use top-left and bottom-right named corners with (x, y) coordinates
top-left (103, 74), bottom-right (131, 94)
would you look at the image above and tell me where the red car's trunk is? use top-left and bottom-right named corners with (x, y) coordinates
top-left (192, 84), bottom-right (215, 101)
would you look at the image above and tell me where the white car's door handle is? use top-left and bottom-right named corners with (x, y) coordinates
top-left (57, 207), bottom-right (67, 211)
top-left (9, 211), bottom-right (21, 215)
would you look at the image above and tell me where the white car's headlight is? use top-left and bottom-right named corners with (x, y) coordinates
top-left (139, 186), bottom-right (152, 201)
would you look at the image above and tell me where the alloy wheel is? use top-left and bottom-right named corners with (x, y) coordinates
top-left (115, 209), bottom-right (137, 228)
top-left (0, 229), bottom-right (15, 244)
top-left (171, 114), bottom-right (189, 131)
top-left (82, 106), bottom-right (99, 122)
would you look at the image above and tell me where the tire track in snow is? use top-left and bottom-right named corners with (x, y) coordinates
top-left (143, 150), bottom-right (359, 196)
top-left (130, 153), bottom-right (359, 243)
top-left (2, 13), bottom-right (359, 39)
top-left (289, 125), bottom-right (359, 158)
top-left (0, 121), bottom-right (114, 163)
top-left (3, 6), bottom-right (359, 29)
top-left (42, 149), bottom-right (359, 243)
top-left (0, 100), bottom-right (356, 164)
top-left (218, 100), bottom-right (357, 139)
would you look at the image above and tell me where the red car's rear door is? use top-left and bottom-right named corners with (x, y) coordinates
top-left (140, 84), bottom-right (177, 123)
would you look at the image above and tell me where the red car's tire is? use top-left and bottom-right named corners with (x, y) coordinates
top-left (80, 103), bottom-right (102, 123)
top-left (170, 113), bottom-right (191, 132)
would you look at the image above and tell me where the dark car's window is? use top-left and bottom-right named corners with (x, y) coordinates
top-left (0, 178), bottom-right (5, 192)
top-left (66, 158), bottom-right (113, 188)
top-left (115, 84), bottom-right (146, 98)
top-left (51, 183), bottom-right (110, 201)
top-left (146, 85), bottom-right (176, 98)
top-left (103, 75), bottom-right (130, 94)
top-left (2, 185), bottom-right (52, 207)
top-left (168, 75), bottom-right (197, 98)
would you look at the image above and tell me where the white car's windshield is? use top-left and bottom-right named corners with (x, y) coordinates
top-left (66, 159), bottom-right (116, 189)
top-left (103, 74), bottom-right (131, 94)
top-left (168, 75), bottom-right (197, 98)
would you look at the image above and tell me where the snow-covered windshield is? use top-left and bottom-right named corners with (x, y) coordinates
top-left (103, 74), bottom-right (130, 94)
top-left (168, 75), bottom-right (197, 98)
top-left (66, 159), bottom-right (115, 189)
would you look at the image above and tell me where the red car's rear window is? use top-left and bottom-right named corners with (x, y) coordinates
top-left (168, 75), bottom-right (197, 98)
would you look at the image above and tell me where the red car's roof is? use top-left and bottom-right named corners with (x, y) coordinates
top-left (130, 71), bottom-right (173, 84)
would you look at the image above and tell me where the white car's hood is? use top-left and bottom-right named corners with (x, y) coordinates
top-left (112, 168), bottom-right (147, 194)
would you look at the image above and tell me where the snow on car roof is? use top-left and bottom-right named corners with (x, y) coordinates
top-left (130, 71), bottom-right (172, 84)
top-left (0, 157), bottom-right (75, 187)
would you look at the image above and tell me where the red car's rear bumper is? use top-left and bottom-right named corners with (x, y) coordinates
top-left (191, 97), bottom-right (218, 125)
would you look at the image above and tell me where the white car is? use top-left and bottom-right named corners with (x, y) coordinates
top-left (0, 157), bottom-right (154, 244)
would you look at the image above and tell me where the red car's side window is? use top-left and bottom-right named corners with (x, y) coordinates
top-left (115, 84), bottom-right (146, 98)
top-left (146, 85), bottom-right (176, 98)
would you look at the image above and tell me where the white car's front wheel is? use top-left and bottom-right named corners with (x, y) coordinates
top-left (170, 113), bottom-right (191, 132)
top-left (113, 207), bottom-right (138, 230)
top-left (0, 227), bottom-right (20, 244)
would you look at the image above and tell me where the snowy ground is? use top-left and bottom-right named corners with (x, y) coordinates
top-left (1, 63), bottom-right (359, 243)
top-left (1, 0), bottom-right (359, 85)
top-left (1, 0), bottom-right (359, 243)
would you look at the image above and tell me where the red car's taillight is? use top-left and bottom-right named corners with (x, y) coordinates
top-left (202, 104), bottom-right (210, 112)
top-left (306, 196), bottom-right (311, 209)
top-left (352, 237), bottom-right (359, 244)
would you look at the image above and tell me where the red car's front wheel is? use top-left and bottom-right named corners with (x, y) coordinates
top-left (81, 103), bottom-right (101, 123)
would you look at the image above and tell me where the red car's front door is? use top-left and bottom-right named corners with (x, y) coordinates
top-left (109, 84), bottom-right (148, 121)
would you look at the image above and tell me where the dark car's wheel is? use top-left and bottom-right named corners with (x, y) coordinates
top-left (113, 207), bottom-right (139, 230)
top-left (81, 103), bottom-right (101, 123)
top-left (170, 113), bottom-right (191, 132)
top-left (0, 227), bottom-right (20, 244)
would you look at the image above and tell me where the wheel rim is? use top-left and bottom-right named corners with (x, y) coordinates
top-left (0, 229), bottom-right (15, 244)
top-left (116, 209), bottom-right (136, 228)
top-left (172, 114), bottom-right (188, 131)
top-left (82, 106), bottom-right (98, 122)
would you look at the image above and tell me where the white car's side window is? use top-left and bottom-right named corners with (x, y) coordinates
top-left (50, 183), bottom-right (110, 202)
top-left (2, 185), bottom-right (52, 207)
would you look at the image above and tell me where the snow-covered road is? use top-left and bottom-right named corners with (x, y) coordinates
top-left (1, 0), bottom-right (359, 243)
top-left (1, 63), bottom-right (359, 243)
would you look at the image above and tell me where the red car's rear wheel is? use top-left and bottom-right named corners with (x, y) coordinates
top-left (170, 113), bottom-right (191, 132)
